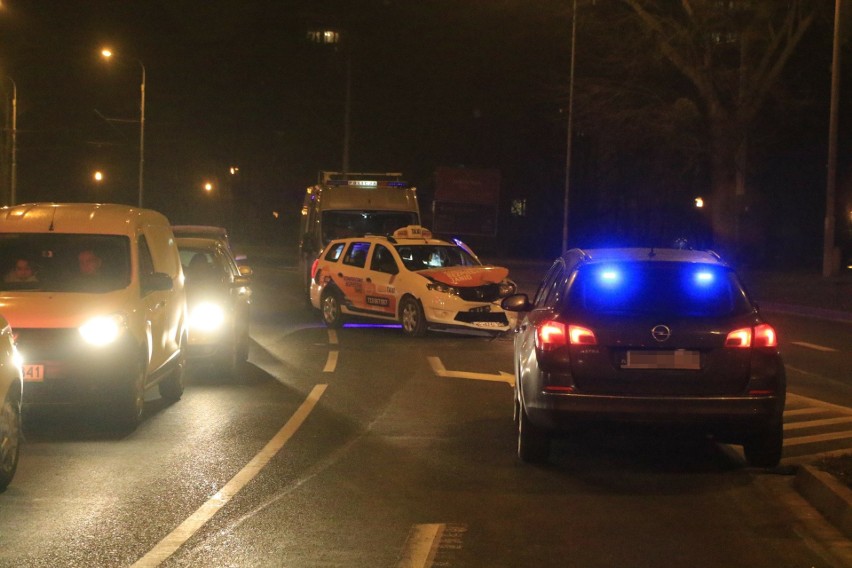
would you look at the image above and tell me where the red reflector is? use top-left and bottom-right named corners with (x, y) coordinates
top-left (725, 327), bottom-right (752, 348)
top-left (310, 259), bottom-right (320, 279)
top-left (544, 385), bottom-right (575, 393)
top-left (568, 325), bottom-right (597, 345)
top-left (748, 389), bottom-right (774, 396)
top-left (753, 324), bottom-right (777, 348)
top-left (536, 321), bottom-right (567, 350)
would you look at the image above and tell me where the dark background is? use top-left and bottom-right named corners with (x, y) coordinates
top-left (0, 1), bottom-right (849, 267)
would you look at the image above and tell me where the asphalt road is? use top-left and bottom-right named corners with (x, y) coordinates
top-left (0, 261), bottom-right (850, 567)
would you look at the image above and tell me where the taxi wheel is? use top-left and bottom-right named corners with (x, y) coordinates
top-left (399, 297), bottom-right (427, 337)
top-left (0, 389), bottom-right (21, 491)
top-left (321, 289), bottom-right (344, 328)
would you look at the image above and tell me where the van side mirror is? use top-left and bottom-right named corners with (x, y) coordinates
top-left (142, 272), bottom-right (173, 293)
top-left (238, 265), bottom-right (253, 278)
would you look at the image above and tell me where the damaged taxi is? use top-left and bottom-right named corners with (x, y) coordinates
top-left (309, 226), bottom-right (517, 336)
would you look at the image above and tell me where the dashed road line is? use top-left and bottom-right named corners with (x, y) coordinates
top-left (397, 524), bottom-right (445, 568)
top-left (323, 350), bottom-right (339, 373)
top-left (328, 329), bottom-right (338, 345)
top-left (131, 384), bottom-right (328, 567)
top-left (790, 341), bottom-right (837, 353)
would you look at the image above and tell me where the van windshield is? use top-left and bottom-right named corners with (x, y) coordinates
top-left (0, 234), bottom-right (132, 293)
top-left (321, 211), bottom-right (418, 244)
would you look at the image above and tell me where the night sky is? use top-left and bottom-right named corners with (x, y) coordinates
top-left (0, 2), bottom-right (847, 265)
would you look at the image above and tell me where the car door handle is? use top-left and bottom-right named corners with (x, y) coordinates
top-left (338, 272), bottom-right (343, 277)
top-left (366, 277), bottom-right (372, 283)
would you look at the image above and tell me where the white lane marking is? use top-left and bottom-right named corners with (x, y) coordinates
top-left (428, 356), bottom-right (514, 386)
top-left (784, 416), bottom-right (852, 431)
top-left (323, 350), bottom-right (338, 373)
top-left (790, 341), bottom-right (837, 353)
top-left (787, 392), bottom-right (852, 415)
top-left (328, 329), bottom-right (338, 345)
top-left (396, 523), bottom-right (445, 568)
top-left (785, 407), bottom-right (830, 417)
top-left (784, 431), bottom-right (852, 447)
top-left (131, 384), bottom-right (328, 568)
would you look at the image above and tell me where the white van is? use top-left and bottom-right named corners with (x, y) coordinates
top-left (0, 203), bottom-right (187, 430)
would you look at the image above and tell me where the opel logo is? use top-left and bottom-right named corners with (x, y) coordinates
top-left (651, 325), bottom-right (671, 342)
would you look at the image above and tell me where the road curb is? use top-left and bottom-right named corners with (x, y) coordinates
top-left (794, 465), bottom-right (852, 538)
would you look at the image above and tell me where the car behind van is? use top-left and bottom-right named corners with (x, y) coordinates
top-left (0, 203), bottom-right (187, 430)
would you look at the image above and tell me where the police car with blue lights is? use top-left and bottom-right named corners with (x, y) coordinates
top-left (309, 226), bottom-right (517, 336)
top-left (501, 247), bottom-right (786, 467)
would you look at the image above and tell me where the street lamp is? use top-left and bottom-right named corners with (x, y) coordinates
top-left (6, 77), bottom-right (16, 206)
top-left (823, 0), bottom-right (842, 277)
top-left (100, 48), bottom-right (146, 209)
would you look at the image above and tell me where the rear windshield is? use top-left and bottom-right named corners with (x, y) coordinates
top-left (568, 262), bottom-right (752, 317)
top-left (0, 233), bottom-right (131, 293)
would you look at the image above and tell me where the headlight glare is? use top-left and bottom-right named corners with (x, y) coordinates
top-left (190, 302), bottom-right (226, 331)
top-left (79, 314), bottom-right (126, 346)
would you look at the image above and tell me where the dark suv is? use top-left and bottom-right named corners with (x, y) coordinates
top-left (501, 248), bottom-right (785, 467)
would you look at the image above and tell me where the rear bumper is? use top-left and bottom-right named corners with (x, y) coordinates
top-left (525, 392), bottom-right (783, 438)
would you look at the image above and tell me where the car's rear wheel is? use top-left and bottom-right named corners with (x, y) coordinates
top-left (743, 421), bottom-right (783, 468)
top-left (0, 388), bottom-right (21, 491)
top-left (321, 288), bottom-right (344, 328)
top-left (518, 407), bottom-right (550, 463)
top-left (399, 297), bottom-right (427, 337)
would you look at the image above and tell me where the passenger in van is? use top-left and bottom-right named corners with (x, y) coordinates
top-left (78, 250), bottom-right (103, 276)
top-left (4, 258), bottom-right (38, 283)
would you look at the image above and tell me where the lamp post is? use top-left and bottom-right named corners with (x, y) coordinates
top-left (823, 0), bottom-right (842, 277)
top-left (6, 77), bottom-right (16, 206)
top-left (308, 29), bottom-right (351, 175)
top-left (100, 49), bottom-right (146, 209)
top-left (562, 0), bottom-right (577, 255)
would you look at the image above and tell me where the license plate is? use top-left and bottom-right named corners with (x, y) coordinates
top-left (22, 364), bottom-right (45, 382)
top-left (623, 350), bottom-right (700, 370)
top-left (473, 321), bottom-right (503, 328)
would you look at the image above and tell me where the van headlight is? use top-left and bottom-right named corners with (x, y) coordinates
top-left (190, 302), bottom-right (226, 332)
top-left (79, 314), bottom-right (127, 347)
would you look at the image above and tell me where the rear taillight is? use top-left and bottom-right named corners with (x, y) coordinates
top-left (753, 323), bottom-right (777, 347)
top-left (536, 321), bottom-right (567, 350)
top-left (310, 259), bottom-right (320, 279)
top-left (725, 324), bottom-right (777, 348)
top-left (568, 325), bottom-right (597, 345)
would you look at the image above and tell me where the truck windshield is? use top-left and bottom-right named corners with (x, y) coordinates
top-left (321, 211), bottom-right (418, 243)
top-left (0, 234), bottom-right (132, 293)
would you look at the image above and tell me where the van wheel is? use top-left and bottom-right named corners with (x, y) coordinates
top-left (0, 389), bottom-right (21, 492)
top-left (159, 342), bottom-right (186, 401)
top-left (743, 421), bottom-right (783, 468)
top-left (399, 297), bottom-right (427, 337)
top-left (112, 360), bottom-right (146, 431)
top-left (321, 289), bottom-right (344, 328)
top-left (518, 408), bottom-right (550, 463)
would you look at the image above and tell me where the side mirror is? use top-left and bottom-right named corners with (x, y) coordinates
top-left (501, 293), bottom-right (533, 312)
top-left (142, 272), bottom-right (173, 293)
top-left (238, 265), bottom-right (253, 278)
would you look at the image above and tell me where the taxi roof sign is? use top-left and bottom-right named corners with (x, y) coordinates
top-left (392, 225), bottom-right (432, 240)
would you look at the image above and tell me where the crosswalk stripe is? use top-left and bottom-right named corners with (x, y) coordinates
top-left (784, 431), bottom-right (852, 446)
top-left (785, 407), bottom-right (830, 417)
top-left (784, 416), bottom-right (852, 431)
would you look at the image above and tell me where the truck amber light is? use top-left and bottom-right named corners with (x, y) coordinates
top-left (725, 327), bottom-right (752, 348)
top-left (753, 324), bottom-right (777, 348)
top-left (568, 325), bottom-right (597, 345)
top-left (536, 321), bottom-right (566, 350)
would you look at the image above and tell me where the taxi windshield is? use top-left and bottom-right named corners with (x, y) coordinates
top-left (0, 233), bottom-right (131, 293)
top-left (394, 244), bottom-right (479, 271)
